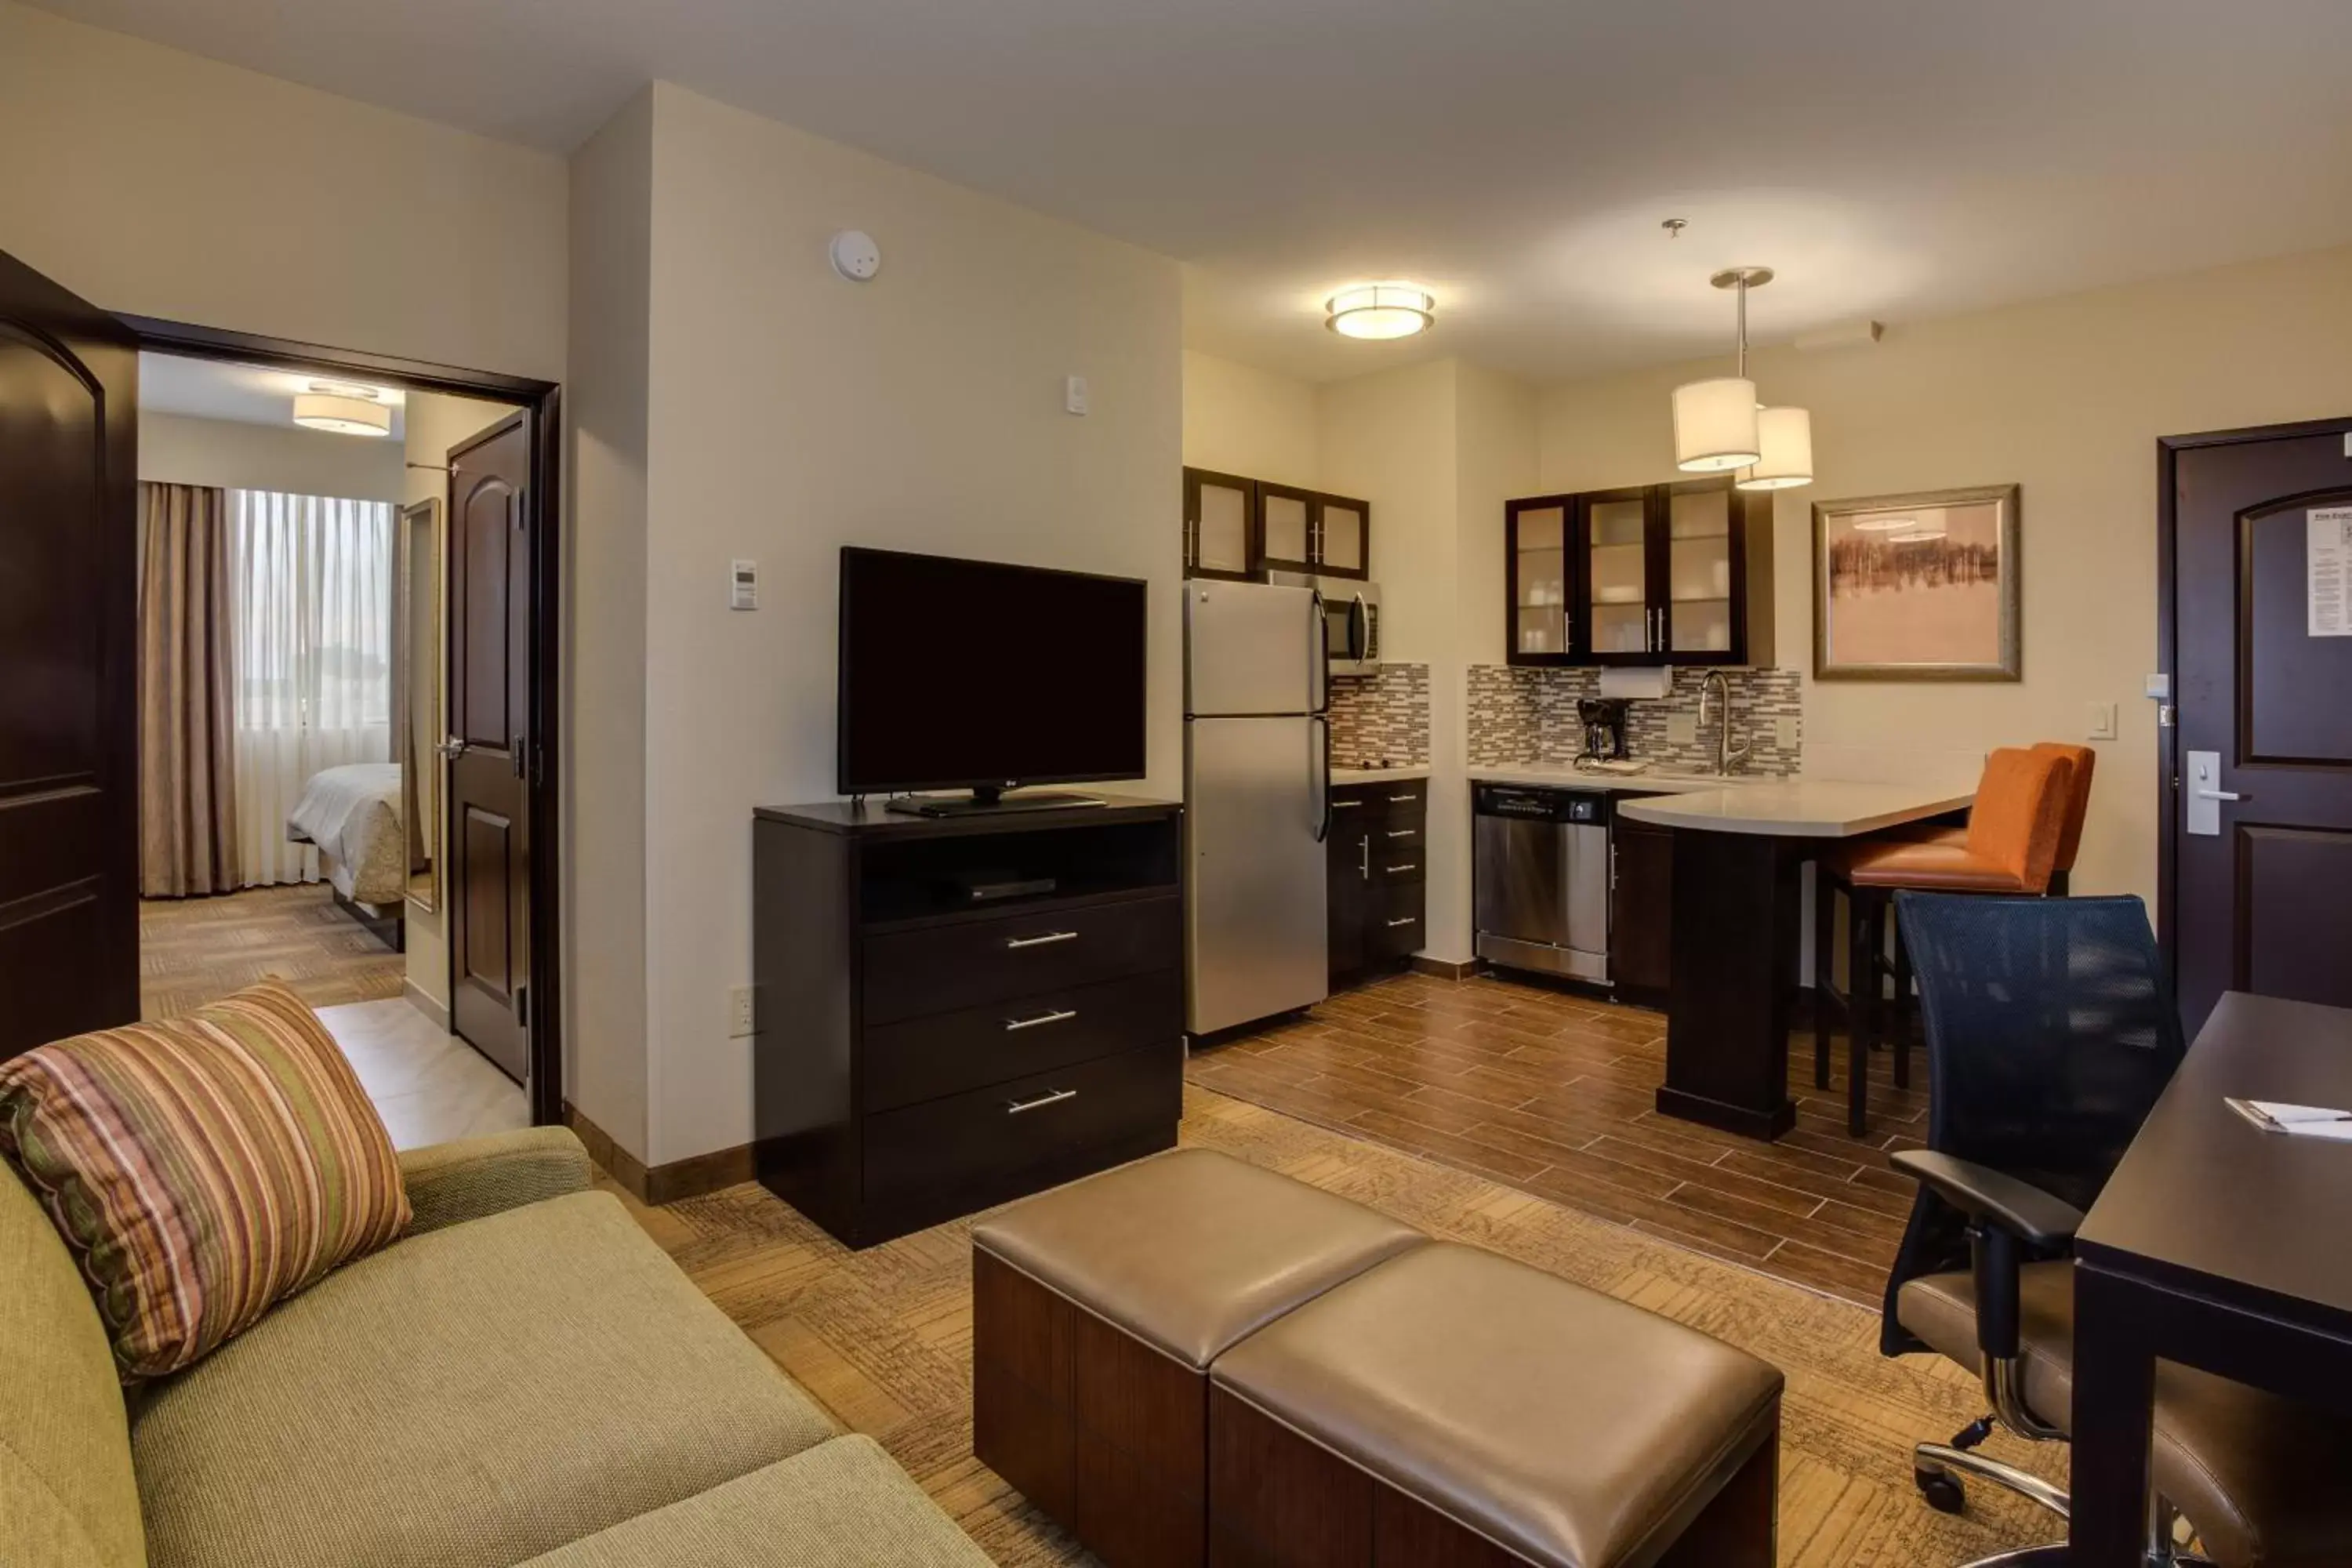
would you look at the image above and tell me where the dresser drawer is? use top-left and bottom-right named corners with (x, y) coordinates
top-left (863, 969), bottom-right (1180, 1113)
top-left (1374, 840), bottom-right (1425, 886)
top-left (862, 895), bottom-right (1181, 1026)
top-left (862, 1040), bottom-right (1181, 1205)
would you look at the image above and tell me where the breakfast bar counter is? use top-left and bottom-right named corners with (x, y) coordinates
top-left (1617, 778), bottom-right (1975, 1140)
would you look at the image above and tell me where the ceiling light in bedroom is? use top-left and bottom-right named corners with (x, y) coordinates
top-left (1326, 283), bottom-right (1434, 340)
top-left (292, 383), bottom-right (392, 437)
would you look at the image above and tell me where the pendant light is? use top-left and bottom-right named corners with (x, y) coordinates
top-left (1670, 266), bottom-right (1813, 489)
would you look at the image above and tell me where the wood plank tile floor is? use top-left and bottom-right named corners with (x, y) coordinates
top-left (1187, 968), bottom-right (1927, 1306)
top-left (615, 1083), bottom-right (2059, 1567)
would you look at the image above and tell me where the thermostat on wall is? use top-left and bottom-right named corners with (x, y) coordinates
top-left (829, 230), bottom-right (881, 281)
top-left (730, 559), bottom-right (758, 610)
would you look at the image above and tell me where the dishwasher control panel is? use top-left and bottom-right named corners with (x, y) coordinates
top-left (1474, 784), bottom-right (1609, 824)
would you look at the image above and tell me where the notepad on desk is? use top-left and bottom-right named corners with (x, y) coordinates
top-left (2226, 1098), bottom-right (2352, 1139)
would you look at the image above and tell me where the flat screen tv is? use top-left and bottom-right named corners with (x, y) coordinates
top-left (837, 546), bottom-right (1147, 808)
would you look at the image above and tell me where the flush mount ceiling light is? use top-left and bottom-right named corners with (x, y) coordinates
top-left (1669, 264), bottom-right (1814, 489)
top-left (1326, 282), bottom-right (1434, 340)
top-left (292, 382), bottom-right (391, 437)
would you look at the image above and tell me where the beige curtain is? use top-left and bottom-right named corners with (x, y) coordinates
top-left (138, 482), bottom-right (241, 896)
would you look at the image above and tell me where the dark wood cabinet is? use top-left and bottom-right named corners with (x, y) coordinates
top-left (1505, 477), bottom-right (1773, 667)
top-left (753, 796), bottom-right (1184, 1248)
top-left (1328, 780), bottom-right (1427, 988)
top-left (1610, 811), bottom-right (1674, 1005)
top-left (1183, 466), bottom-right (1373, 583)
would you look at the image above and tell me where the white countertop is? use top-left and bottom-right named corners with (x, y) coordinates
top-left (1614, 779), bottom-right (1976, 837)
top-left (1332, 764), bottom-right (1432, 785)
top-left (1466, 764), bottom-right (1760, 794)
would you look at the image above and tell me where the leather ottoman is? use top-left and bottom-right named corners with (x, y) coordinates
top-left (1208, 1243), bottom-right (1784, 1568)
top-left (971, 1149), bottom-right (1425, 1567)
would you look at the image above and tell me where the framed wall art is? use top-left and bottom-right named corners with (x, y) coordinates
top-left (1813, 484), bottom-right (2020, 681)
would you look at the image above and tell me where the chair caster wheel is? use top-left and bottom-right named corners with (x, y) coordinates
top-left (1916, 1468), bottom-right (1966, 1514)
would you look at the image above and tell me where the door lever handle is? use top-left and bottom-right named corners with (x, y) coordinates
top-left (438, 736), bottom-right (468, 760)
top-left (2194, 789), bottom-right (2243, 802)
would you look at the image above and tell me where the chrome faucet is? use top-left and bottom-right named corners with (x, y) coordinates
top-left (1698, 671), bottom-right (1751, 776)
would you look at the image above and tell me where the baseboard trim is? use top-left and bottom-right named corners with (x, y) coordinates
top-left (561, 1101), bottom-right (759, 1207)
top-left (1409, 955), bottom-right (1481, 982)
top-left (401, 979), bottom-right (451, 1032)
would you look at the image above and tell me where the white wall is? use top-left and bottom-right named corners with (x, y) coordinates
top-left (0, 2), bottom-right (566, 381)
top-left (1538, 242), bottom-right (2352, 909)
top-left (137, 411), bottom-right (404, 501)
top-left (399, 390), bottom-right (524, 1017)
top-left (607, 83), bottom-right (1183, 1166)
top-left (1182, 350), bottom-right (1319, 486)
top-left (563, 89), bottom-right (656, 1156)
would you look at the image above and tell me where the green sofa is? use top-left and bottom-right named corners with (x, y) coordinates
top-left (2, 1126), bottom-right (991, 1568)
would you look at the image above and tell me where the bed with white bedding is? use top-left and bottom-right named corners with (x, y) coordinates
top-left (285, 761), bottom-right (408, 908)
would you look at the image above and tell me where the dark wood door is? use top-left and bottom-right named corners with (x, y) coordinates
top-left (0, 252), bottom-right (138, 1062)
top-left (446, 414), bottom-right (532, 1082)
top-left (2169, 426), bottom-right (2352, 1035)
top-left (1327, 814), bottom-right (1370, 982)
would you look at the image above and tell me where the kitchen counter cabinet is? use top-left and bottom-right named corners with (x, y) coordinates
top-left (1329, 779), bottom-right (1426, 988)
top-left (1608, 814), bottom-right (1673, 1004)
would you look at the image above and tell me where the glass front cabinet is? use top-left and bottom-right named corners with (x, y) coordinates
top-left (1183, 467), bottom-right (1373, 583)
top-left (1504, 477), bottom-right (1772, 667)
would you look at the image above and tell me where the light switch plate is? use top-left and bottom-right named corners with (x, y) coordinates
top-left (1064, 375), bottom-right (1090, 416)
top-left (2087, 701), bottom-right (2118, 741)
top-left (1666, 713), bottom-right (1698, 746)
top-left (728, 987), bottom-right (756, 1038)
top-left (1774, 715), bottom-right (1800, 750)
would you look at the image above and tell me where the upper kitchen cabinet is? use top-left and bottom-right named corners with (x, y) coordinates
top-left (1182, 467), bottom-right (1373, 582)
top-left (1504, 476), bottom-right (1773, 667)
top-left (1183, 467), bottom-right (1258, 581)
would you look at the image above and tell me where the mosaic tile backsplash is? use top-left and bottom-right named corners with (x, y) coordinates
top-left (1466, 666), bottom-right (1803, 776)
top-left (1330, 663), bottom-right (1431, 767)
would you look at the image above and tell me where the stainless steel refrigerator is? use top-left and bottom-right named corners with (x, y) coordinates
top-left (1185, 579), bottom-right (1330, 1036)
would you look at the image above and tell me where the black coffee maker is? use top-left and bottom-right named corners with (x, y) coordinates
top-left (1578, 698), bottom-right (1630, 761)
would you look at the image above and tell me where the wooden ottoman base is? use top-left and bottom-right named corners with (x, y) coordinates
top-left (1207, 1387), bottom-right (1777, 1568)
top-left (974, 1248), bottom-right (1210, 1568)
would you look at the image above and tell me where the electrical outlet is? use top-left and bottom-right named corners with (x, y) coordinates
top-left (1666, 713), bottom-right (1698, 746)
top-left (1773, 715), bottom-right (1799, 750)
top-left (2087, 701), bottom-right (2118, 741)
top-left (728, 986), bottom-right (756, 1038)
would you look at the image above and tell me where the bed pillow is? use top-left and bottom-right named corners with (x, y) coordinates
top-left (0, 980), bottom-right (409, 1381)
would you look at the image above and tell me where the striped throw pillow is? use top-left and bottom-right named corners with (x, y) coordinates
top-left (0, 981), bottom-right (410, 1382)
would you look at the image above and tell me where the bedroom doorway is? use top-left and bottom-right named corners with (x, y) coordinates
top-left (123, 315), bottom-right (560, 1123)
top-left (0, 249), bottom-right (565, 1128)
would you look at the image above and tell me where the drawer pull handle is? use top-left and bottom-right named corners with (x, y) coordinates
top-left (1331, 799), bottom-right (1363, 809)
top-left (1004, 1008), bottom-right (1077, 1033)
top-left (1386, 916), bottom-right (1419, 928)
top-left (1386, 829), bottom-right (1417, 839)
top-left (1005, 931), bottom-right (1079, 949)
top-left (1388, 793), bottom-right (1420, 803)
top-left (1006, 1088), bottom-right (1078, 1114)
top-left (1388, 862), bottom-right (1416, 873)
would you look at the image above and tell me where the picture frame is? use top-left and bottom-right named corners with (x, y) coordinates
top-left (1812, 484), bottom-right (2021, 681)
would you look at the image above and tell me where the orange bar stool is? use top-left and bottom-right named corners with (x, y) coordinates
top-left (1812, 747), bottom-right (2074, 1135)
top-left (1891, 741), bottom-right (2096, 895)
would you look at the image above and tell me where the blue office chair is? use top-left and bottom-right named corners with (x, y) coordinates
top-left (1883, 892), bottom-right (2352, 1567)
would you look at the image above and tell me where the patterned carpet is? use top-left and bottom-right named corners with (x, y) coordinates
top-left (140, 884), bottom-right (405, 1020)
top-left (611, 1083), bottom-right (2063, 1567)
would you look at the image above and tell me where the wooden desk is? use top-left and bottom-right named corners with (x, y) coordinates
top-left (2072, 993), bottom-right (2352, 1566)
top-left (1616, 780), bottom-right (1973, 1141)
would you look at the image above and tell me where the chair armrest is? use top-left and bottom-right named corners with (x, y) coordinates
top-left (398, 1127), bottom-right (593, 1235)
top-left (1889, 1150), bottom-right (2084, 1247)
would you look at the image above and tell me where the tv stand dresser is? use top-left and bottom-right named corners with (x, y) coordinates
top-left (752, 794), bottom-right (1184, 1248)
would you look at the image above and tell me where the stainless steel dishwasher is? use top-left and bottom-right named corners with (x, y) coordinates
top-left (1472, 784), bottom-right (1613, 982)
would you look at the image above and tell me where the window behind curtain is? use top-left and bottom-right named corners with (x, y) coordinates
top-left (228, 490), bottom-right (394, 888)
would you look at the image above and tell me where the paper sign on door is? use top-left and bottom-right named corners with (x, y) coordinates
top-left (2313, 506), bottom-right (2352, 637)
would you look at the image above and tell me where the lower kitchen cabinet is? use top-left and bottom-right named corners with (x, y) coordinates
top-left (1330, 779), bottom-right (1428, 989)
top-left (1610, 811), bottom-right (1673, 1004)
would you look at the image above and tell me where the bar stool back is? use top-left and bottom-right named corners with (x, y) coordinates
top-left (1813, 747), bottom-right (2074, 1134)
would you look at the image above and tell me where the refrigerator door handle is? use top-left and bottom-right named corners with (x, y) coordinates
top-left (1310, 590), bottom-right (1330, 713)
top-left (1311, 713), bottom-right (1333, 843)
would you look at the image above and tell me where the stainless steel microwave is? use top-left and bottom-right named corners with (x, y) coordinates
top-left (1270, 572), bottom-right (1381, 677)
